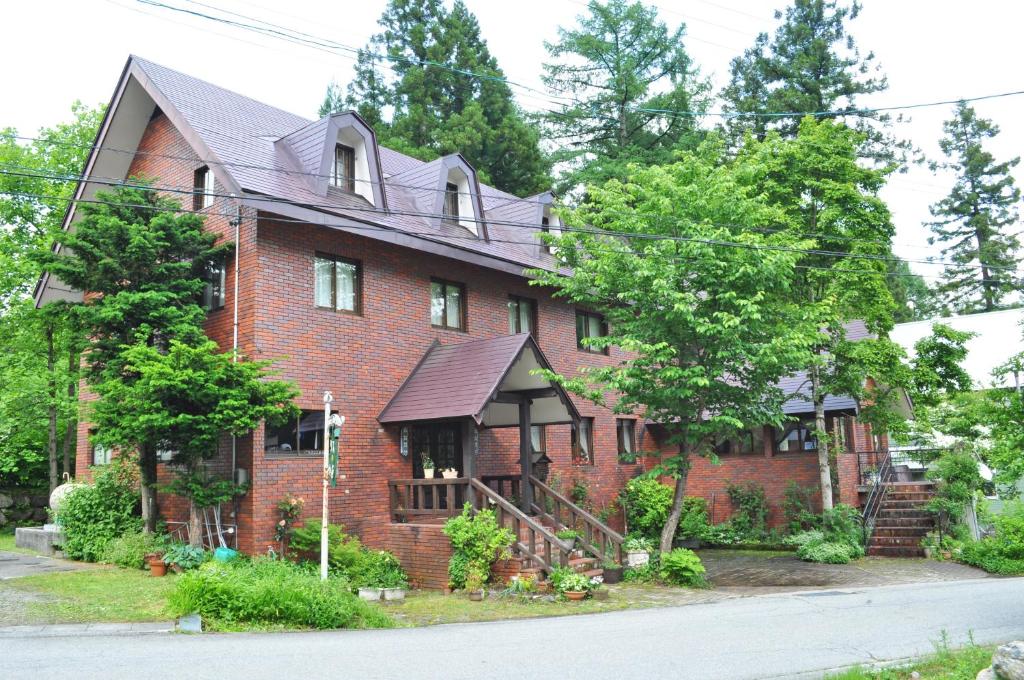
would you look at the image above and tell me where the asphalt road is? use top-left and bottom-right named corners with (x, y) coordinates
top-left (2, 577), bottom-right (1022, 680)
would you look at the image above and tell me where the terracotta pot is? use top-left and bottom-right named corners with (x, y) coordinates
top-left (564, 590), bottom-right (587, 601)
top-left (149, 560), bottom-right (167, 577)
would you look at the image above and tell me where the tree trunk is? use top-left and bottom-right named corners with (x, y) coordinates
top-left (188, 499), bottom-right (204, 549)
top-left (811, 367), bottom-right (834, 512)
top-left (46, 325), bottom-right (59, 494)
top-left (659, 446), bottom-right (692, 555)
top-left (61, 348), bottom-right (77, 480)
top-left (140, 446), bottom-right (158, 533)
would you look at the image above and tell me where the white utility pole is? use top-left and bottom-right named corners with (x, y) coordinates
top-left (321, 390), bottom-right (333, 581)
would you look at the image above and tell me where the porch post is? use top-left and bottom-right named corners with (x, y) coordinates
top-left (462, 418), bottom-right (476, 509)
top-left (519, 396), bottom-right (533, 514)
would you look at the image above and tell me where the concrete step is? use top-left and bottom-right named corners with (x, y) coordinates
top-left (867, 545), bottom-right (926, 558)
top-left (869, 535), bottom-right (926, 547)
top-left (885, 492), bottom-right (934, 502)
top-left (879, 499), bottom-right (932, 510)
top-left (876, 508), bottom-right (933, 519)
top-left (569, 557), bottom-right (598, 571)
top-left (872, 526), bottom-right (931, 538)
top-left (873, 516), bottom-right (934, 528)
top-left (884, 482), bottom-right (935, 491)
top-left (581, 568), bottom-right (604, 579)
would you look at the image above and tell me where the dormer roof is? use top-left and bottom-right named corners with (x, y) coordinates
top-left (35, 55), bottom-right (564, 305)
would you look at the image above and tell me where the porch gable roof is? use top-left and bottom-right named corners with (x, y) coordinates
top-left (377, 334), bottom-right (579, 427)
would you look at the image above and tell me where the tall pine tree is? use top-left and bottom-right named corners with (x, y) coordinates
top-left (322, 0), bottom-right (550, 196)
top-left (540, 0), bottom-right (709, 193)
top-left (927, 102), bottom-right (1021, 313)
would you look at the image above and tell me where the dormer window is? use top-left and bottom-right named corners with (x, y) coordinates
top-left (331, 143), bottom-right (356, 192)
top-left (541, 207), bottom-right (561, 254)
top-left (443, 182), bottom-right (460, 222)
top-left (193, 166), bottom-right (215, 210)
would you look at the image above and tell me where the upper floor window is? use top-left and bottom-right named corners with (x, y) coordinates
top-left (193, 166), bottom-right (215, 210)
top-left (443, 182), bottom-right (460, 222)
top-left (314, 253), bottom-right (361, 314)
top-left (90, 430), bottom-right (111, 466)
top-left (571, 417), bottom-right (594, 466)
top-left (617, 418), bottom-right (636, 462)
top-left (575, 309), bottom-right (608, 354)
top-left (431, 278), bottom-right (465, 331)
top-left (265, 409), bottom-right (336, 454)
top-left (508, 295), bottom-right (536, 336)
top-left (775, 418), bottom-right (817, 453)
top-left (202, 258), bottom-right (226, 311)
top-left (331, 143), bottom-right (356, 192)
top-left (714, 428), bottom-right (765, 456)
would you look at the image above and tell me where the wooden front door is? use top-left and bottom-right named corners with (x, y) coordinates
top-left (410, 423), bottom-right (463, 479)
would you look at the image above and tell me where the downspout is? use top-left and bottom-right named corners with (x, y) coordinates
top-left (231, 198), bottom-right (241, 477)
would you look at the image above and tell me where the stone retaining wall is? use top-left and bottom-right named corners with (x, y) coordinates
top-left (0, 489), bottom-right (49, 528)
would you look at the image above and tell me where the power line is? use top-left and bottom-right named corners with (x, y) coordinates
top-left (132, 0), bottom-right (1024, 120)
top-left (4, 166), bottom-right (1020, 275)
top-left (4, 186), bottom-right (1012, 287)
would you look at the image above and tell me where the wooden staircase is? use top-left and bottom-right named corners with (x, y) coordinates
top-left (866, 482), bottom-right (936, 557)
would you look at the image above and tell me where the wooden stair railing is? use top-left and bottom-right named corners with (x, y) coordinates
top-left (469, 478), bottom-right (572, 575)
top-left (530, 476), bottom-right (624, 565)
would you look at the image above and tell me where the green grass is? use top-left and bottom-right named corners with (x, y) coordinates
top-left (2, 566), bottom-right (176, 625)
top-left (0, 527), bottom-right (36, 554)
top-left (827, 638), bottom-right (995, 680)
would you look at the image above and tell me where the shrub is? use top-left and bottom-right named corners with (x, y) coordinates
top-left (442, 504), bottom-right (514, 589)
top-left (677, 497), bottom-right (710, 541)
top-left (927, 450), bottom-right (984, 533)
top-left (623, 535), bottom-right (653, 552)
top-left (351, 549), bottom-right (408, 589)
top-left (288, 519), bottom-right (364, 575)
top-left (821, 504), bottom-right (864, 553)
top-left (726, 481), bottom-right (769, 539)
top-left (163, 542), bottom-right (208, 570)
top-left (55, 459), bottom-right (141, 562)
top-left (783, 482), bottom-right (819, 534)
top-left (100, 531), bottom-right (163, 569)
top-left (798, 541), bottom-right (856, 564)
top-left (659, 548), bottom-right (707, 587)
top-left (702, 522), bottom-right (743, 546)
top-left (621, 478), bottom-right (672, 540)
top-left (960, 502), bottom-right (1024, 575)
top-left (785, 530), bottom-right (825, 548)
top-left (168, 557), bottom-right (393, 630)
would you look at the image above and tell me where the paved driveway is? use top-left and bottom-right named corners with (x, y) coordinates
top-left (700, 549), bottom-right (989, 592)
top-left (1, 577), bottom-right (1021, 680)
top-left (0, 551), bottom-right (92, 580)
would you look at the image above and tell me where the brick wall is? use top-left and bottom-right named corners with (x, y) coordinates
top-left (386, 523), bottom-right (453, 590)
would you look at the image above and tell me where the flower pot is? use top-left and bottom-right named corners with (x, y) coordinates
top-left (564, 590), bottom-right (587, 601)
top-left (358, 587), bottom-right (383, 601)
top-left (422, 469), bottom-right (435, 480)
top-left (923, 547), bottom-right (933, 559)
top-left (626, 550), bottom-right (649, 568)
top-left (441, 470), bottom-right (459, 479)
top-left (602, 567), bottom-right (623, 584)
top-left (382, 588), bottom-right (406, 601)
top-left (149, 560), bottom-right (167, 577)
top-left (468, 590), bottom-right (484, 602)
top-left (591, 589), bottom-right (609, 601)
top-left (941, 550), bottom-right (952, 560)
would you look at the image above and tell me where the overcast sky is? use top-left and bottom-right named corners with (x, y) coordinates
top-left (2, 0), bottom-right (1022, 280)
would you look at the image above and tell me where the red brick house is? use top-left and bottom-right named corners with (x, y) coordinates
top-left (36, 57), bottom-right (901, 584)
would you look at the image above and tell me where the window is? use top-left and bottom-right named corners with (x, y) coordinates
top-left (714, 428), bottom-right (766, 456)
top-left (331, 144), bottom-right (356, 192)
top-left (443, 182), bottom-right (460, 221)
top-left (775, 418), bottom-right (817, 453)
top-left (530, 425), bottom-right (546, 456)
top-left (201, 258), bottom-right (226, 311)
top-left (508, 295), bottom-right (537, 336)
top-left (265, 409), bottom-right (336, 454)
top-left (430, 279), bottom-right (466, 330)
top-left (91, 433), bottom-right (111, 466)
top-left (617, 419), bottom-right (636, 462)
top-left (575, 309), bottom-right (608, 353)
top-left (314, 253), bottom-right (361, 313)
top-left (571, 418), bottom-right (594, 465)
top-left (193, 166), bottom-right (215, 210)
top-left (831, 416), bottom-right (851, 453)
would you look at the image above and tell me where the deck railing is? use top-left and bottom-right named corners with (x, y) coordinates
top-left (469, 478), bottom-right (572, 574)
top-left (388, 478), bottom-right (470, 522)
top-left (530, 476), bottom-right (624, 565)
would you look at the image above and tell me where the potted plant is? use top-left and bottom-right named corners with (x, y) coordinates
top-left (465, 567), bottom-right (486, 602)
top-left (624, 536), bottom-right (653, 568)
top-left (163, 543), bottom-right (206, 573)
top-left (556, 528), bottom-right (579, 548)
top-left (358, 586), bottom-right (383, 601)
top-left (147, 550), bottom-right (167, 577)
top-left (558, 571), bottom-right (592, 601)
top-left (421, 454), bottom-right (435, 479)
top-left (601, 559), bottom-right (623, 584)
top-left (441, 468), bottom-right (459, 479)
top-left (591, 580), bottom-right (609, 601)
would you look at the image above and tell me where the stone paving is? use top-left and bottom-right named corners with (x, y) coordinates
top-left (0, 550), bottom-right (94, 580)
top-left (699, 548), bottom-right (990, 592)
